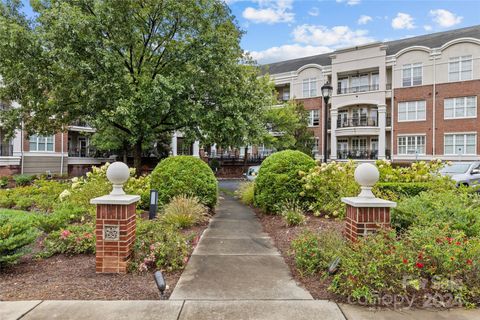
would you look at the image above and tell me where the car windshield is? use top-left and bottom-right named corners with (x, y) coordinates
top-left (441, 163), bottom-right (471, 174)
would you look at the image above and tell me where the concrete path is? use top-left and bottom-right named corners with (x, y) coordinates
top-left (169, 192), bottom-right (313, 300)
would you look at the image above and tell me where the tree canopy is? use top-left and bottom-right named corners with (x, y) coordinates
top-left (0, 0), bottom-right (275, 171)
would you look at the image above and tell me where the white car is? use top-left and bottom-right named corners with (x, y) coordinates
top-left (440, 162), bottom-right (480, 187)
top-left (245, 165), bottom-right (260, 181)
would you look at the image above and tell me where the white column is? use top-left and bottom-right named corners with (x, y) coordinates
top-left (170, 132), bottom-right (177, 156)
top-left (211, 144), bottom-right (217, 157)
top-left (378, 104), bottom-right (387, 160)
top-left (330, 109), bottom-right (338, 160)
top-left (192, 140), bottom-right (200, 157)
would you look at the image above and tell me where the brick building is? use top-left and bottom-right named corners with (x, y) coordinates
top-left (263, 25), bottom-right (480, 162)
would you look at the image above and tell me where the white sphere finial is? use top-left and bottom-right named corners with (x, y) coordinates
top-left (106, 162), bottom-right (130, 195)
top-left (354, 163), bottom-right (379, 198)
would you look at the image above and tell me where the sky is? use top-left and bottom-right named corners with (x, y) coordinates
top-left (20, 0), bottom-right (480, 64)
top-left (227, 0), bottom-right (480, 63)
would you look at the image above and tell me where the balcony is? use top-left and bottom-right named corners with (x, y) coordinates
top-left (337, 84), bottom-right (379, 95)
top-left (328, 115), bottom-right (391, 129)
top-left (0, 144), bottom-right (13, 156)
top-left (337, 149), bottom-right (391, 160)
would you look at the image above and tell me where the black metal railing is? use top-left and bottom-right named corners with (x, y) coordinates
top-left (337, 84), bottom-right (379, 95)
top-left (337, 149), bottom-right (391, 160)
top-left (68, 149), bottom-right (100, 158)
top-left (0, 144), bottom-right (13, 156)
top-left (70, 120), bottom-right (93, 128)
top-left (337, 116), bottom-right (378, 128)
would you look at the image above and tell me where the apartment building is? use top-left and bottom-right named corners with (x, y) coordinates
top-left (0, 114), bottom-right (114, 176)
top-left (263, 25), bottom-right (480, 162)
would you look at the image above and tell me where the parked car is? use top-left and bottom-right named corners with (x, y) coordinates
top-left (440, 161), bottom-right (480, 187)
top-left (244, 165), bottom-right (260, 181)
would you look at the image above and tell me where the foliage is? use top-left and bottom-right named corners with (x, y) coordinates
top-left (373, 180), bottom-right (455, 202)
top-left (13, 174), bottom-right (34, 186)
top-left (0, 0), bottom-right (275, 172)
top-left (291, 229), bottom-right (346, 275)
top-left (392, 189), bottom-right (480, 236)
top-left (40, 224), bottom-right (95, 258)
top-left (0, 176), bottom-right (8, 188)
top-left (376, 159), bottom-right (446, 183)
top-left (301, 160), bottom-right (358, 218)
top-left (254, 150), bottom-right (315, 213)
top-left (278, 200), bottom-right (306, 227)
top-left (262, 102), bottom-right (314, 155)
top-left (151, 156), bottom-right (218, 208)
top-left (0, 210), bottom-right (40, 265)
top-left (236, 181), bottom-right (255, 205)
top-left (162, 195), bottom-right (209, 229)
top-left (132, 219), bottom-right (193, 272)
top-left (36, 202), bottom-right (88, 233)
top-left (331, 226), bottom-right (480, 305)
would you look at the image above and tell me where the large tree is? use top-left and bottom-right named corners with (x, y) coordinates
top-left (0, 0), bottom-right (274, 172)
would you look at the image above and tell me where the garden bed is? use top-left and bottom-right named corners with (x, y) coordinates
top-left (255, 208), bottom-right (344, 300)
top-left (0, 223), bottom-right (207, 301)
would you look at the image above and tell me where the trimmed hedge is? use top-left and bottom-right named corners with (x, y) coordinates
top-left (254, 150), bottom-right (315, 213)
top-left (150, 156), bottom-right (218, 208)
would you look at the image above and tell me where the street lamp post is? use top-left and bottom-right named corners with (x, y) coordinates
top-left (321, 82), bottom-right (333, 163)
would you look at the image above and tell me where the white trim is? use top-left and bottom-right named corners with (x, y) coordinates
top-left (394, 46), bottom-right (431, 58)
top-left (297, 64), bottom-right (322, 73)
top-left (401, 62), bottom-right (423, 87)
top-left (90, 194), bottom-right (140, 205)
top-left (397, 134), bottom-right (426, 156)
top-left (397, 100), bottom-right (427, 122)
top-left (0, 156), bottom-right (21, 166)
top-left (440, 37), bottom-right (480, 51)
top-left (22, 152), bottom-right (67, 157)
top-left (443, 96), bottom-right (477, 120)
top-left (448, 55), bottom-right (473, 82)
top-left (28, 134), bottom-right (55, 153)
top-left (443, 132), bottom-right (477, 155)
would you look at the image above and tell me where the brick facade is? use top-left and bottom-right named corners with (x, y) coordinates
top-left (296, 97), bottom-right (323, 153)
top-left (344, 205), bottom-right (391, 242)
top-left (95, 203), bottom-right (136, 273)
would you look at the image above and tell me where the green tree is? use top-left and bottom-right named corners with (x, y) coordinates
top-left (0, 0), bottom-right (274, 172)
top-left (262, 102), bottom-right (314, 155)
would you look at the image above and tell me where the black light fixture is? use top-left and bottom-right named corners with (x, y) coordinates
top-left (321, 82), bottom-right (333, 163)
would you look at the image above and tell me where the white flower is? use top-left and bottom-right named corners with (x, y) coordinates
top-left (59, 189), bottom-right (71, 201)
top-left (71, 177), bottom-right (79, 183)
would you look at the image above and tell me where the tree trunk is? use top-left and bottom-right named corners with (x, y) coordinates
top-left (133, 140), bottom-right (142, 176)
top-left (243, 146), bottom-right (249, 173)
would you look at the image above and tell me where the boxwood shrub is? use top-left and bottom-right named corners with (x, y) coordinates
top-left (150, 156), bottom-right (218, 208)
top-left (254, 150), bottom-right (315, 213)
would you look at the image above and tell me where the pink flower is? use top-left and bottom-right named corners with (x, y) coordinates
top-left (60, 230), bottom-right (71, 240)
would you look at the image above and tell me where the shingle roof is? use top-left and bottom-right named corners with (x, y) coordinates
top-left (261, 25), bottom-right (480, 75)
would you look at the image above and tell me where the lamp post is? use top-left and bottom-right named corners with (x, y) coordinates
top-left (321, 82), bottom-right (333, 163)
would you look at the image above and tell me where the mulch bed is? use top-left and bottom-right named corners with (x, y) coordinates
top-left (254, 208), bottom-right (345, 300)
top-left (0, 224), bottom-right (207, 301)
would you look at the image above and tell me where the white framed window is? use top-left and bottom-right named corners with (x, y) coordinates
top-left (444, 133), bottom-right (476, 155)
top-left (282, 88), bottom-right (290, 101)
top-left (398, 101), bottom-right (426, 122)
top-left (402, 63), bottom-right (422, 87)
top-left (449, 55), bottom-right (472, 82)
top-left (312, 137), bottom-right (320, 153)
top-left (29, 135), bottom-right (54, 152)
top-left (444, 96), bottom-right (477, 119)
top-left (302, 78), bottom-right (317, 98)
top-left (397, 135), bottom-right (426, 155)
top-left (308, 109), bottom-right (320, 127)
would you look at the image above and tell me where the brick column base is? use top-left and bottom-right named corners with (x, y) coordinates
top-left (95, 203), bottom-right (136, 273)
top-left (345, 205), bottom-right (391, 242)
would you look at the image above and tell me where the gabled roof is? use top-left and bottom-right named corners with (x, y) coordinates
top-left (261, 25), bottom-right (480, 75)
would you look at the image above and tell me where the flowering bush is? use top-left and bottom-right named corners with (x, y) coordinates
top-left (131, 219), bottom-right (195, 272)
top-left (40, 223), bottom-right (95, 258)
top-left (376, 158), bottom-right (447, 183)
top-left (301, 160), bottom-right (358, 218)
top-left (330, 225), bottom-right (480, 305)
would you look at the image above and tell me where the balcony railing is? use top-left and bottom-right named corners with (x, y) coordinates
top-left (337, 116), bottom-right (378, 128)
top-left (0, 144), bottom-right (13, 156)
top-left (337, 149), bottom-right (391, 160)
top-left (68, 149), bottom-right (104, 158)
top-left (337, 84), bottom-right (379, 95)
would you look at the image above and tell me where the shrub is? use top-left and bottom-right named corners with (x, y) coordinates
top-left (291, 229), bottom-right (346, 275)
top-left (331, 225), bottom-right (480, 305)
top-left (150, 156), bottom-right (218, 208)
top-left (36, 203), bottom-right (89, 233)
top-left (162, 195), bottom-right (209, 229)
top-left (373, 181), bottom-right (455, 202)
top-left (392, 189), bottom-right (480, 236)
top-left (254, 150), bottom-right (315, 213)
top-left (236, 181), bottom-right (255, 205)
top-left (0, 176), bottom-right (8, 188)
top-left (376, 158), bottom-right (445, 183)
top-left (40, 224), bottom-right (95, 258)
top-left (14, 197), bottom-right (34, 211)
top-left (132, 219), bottom-right (193, 272)
top-left (278, 200), bottom-right (306, 227)
top-left (0, 211), bottom-right (40, 265)
top-left (13, 174), bottom-right (35, 186)
top-left (301, 160), bottom-right (358, 218)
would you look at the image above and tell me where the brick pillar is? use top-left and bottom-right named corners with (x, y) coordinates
top-left (95, 202), bottom-right (137, 273)
top-left (344, 205), bottom-right (391, 242)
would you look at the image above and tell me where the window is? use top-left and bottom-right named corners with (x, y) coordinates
top-left (371, 73), bottom-right (379, 90)
top-left (302, 78), bottom-right (317, 98)
top-left (402, 63), bottom-right (422, 87)
top-left (449, 56), bottom-right (472, 82)
top-left (444, 133), bottom-right (476, 155)
top-left (398, 101), bottom-right (426, 122)
top-left (29, 135), bottom-right (54, 152)
top-left (444, 96), bottom-right (477, 119)
top-left (282, 88), bottom-right (290, 101)
top-left (312, 137), bottom-right (320, 153)
top-left (398, 135), bottom-right (426, 155)
top-left (308, 109), bottom-right (320, 127)
top-left (337, 78), bottom-right (348, 94)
